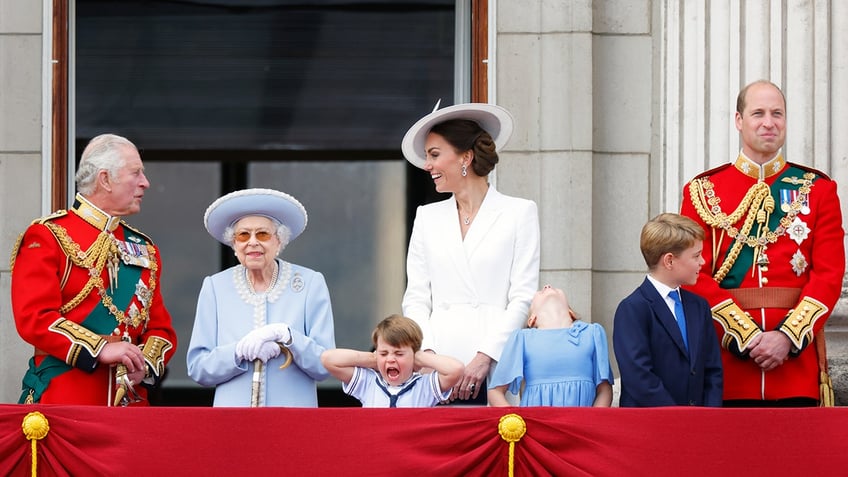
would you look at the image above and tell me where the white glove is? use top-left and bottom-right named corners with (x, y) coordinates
top-left (255, 341), bottom-right (282, 363)
top-left (236, 324), bottom-right (291, 361)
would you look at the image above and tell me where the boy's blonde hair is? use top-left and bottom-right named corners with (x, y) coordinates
top-left (640, 213), bottom-right (704, 269)
top-left (371, 314), bottom-right (423, 352)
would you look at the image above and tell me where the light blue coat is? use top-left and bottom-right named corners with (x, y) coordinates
top-left (187, 259), bottom-right (336, 407)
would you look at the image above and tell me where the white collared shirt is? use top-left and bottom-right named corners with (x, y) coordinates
top-left (646, 274), bottom-right (681, 319)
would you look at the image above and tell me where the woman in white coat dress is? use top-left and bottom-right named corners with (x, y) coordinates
top-left (401, 103), bottom-right (540, 404)
top-left (187, 188), bottom-right (336, 407)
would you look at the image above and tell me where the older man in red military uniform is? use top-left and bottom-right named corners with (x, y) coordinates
top-left (681, 80), bottom-right (845, 406)
top-left (11, 133), bottom-right (177, 406)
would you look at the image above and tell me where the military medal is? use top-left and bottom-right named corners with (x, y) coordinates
top-left (780, 188), bottom-right (810, 215)
top-left (779, 189), bottom-right (793, 213)
top-left (791, 250), bottom-right (808, 276)
top-left (787, 217), bottom-right (810, 245)
top-left (117, 239), bottom-right (152, 268)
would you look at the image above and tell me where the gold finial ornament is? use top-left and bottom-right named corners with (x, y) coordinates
top-left (22, 411), bottom-right (49, 441)
top-left (499, 413), bottom-right (527, 442)
top-left (22, 411), bottom-right (50, 476)
top-left (498, 413), bottom-right (527, 477)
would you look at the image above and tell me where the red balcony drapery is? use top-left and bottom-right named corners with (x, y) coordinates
top-left (2, 404), bottom-right (845, 476)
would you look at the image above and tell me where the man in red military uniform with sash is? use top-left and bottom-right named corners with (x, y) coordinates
top-left (681, 80), bottom-right (845, 406)
top-left (11, 133), bottom-right (177, 406)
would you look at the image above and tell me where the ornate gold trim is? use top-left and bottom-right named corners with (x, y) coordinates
top-left (733, 153), bottom-right (786, 180)
top-left (711, 299), bottom-right (761, 355)
top-left (688, 172), bottom-right (815, 283)
top-left (41, 221), bottom-right (156, 328)
top-left (48, 318), bottom-right (106, 366)
top-left (142, 336), bottom-right (173, 378)
top-left (778, 296), bottom-right (828, 350)
top-left (72, 194), bottom-right (121, 232)
top-left (10, 210), bottom-right (68, 273)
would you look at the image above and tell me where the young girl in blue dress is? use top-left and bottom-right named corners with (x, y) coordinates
top-left (488, 285), bottom-right (613, 407)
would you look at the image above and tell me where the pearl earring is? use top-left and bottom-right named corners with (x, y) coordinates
top-left (461, 163), bottom-right (467, 177)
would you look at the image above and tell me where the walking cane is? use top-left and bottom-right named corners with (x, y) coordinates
top-left (250, 347), bottom-right (294, 407)
top-left (250, 360), bottom-right (264, 407)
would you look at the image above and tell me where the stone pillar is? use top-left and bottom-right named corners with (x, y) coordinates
top-left (494, 1), bottom-right (596, 316)
top-left (0, 0), bottom-right (47, 403)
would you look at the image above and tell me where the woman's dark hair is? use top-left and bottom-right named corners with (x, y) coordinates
top-left (429, 119), bottom-right (499, 176)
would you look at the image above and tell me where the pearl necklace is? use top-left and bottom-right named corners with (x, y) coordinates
top-left (246, 260), bottom-right (279, 293)
top-left (234, 259), bottom-right (291, 306)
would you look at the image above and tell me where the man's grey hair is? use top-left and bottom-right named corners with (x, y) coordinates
top-left (75, 134), bottom-right (137, 195)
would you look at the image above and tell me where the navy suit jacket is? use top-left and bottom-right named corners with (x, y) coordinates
top-left (613, 278), bottom-right (723, 407)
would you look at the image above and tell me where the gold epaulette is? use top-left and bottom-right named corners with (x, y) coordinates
top-left (32, 210), bottom-right (69, 224)
top-left (788, 162), bottom-right (830, 181)
top-left (10, 211), bottom-right (69, 272)
top-left (778, 296), bottom-right (828, 352)
top-left (142, 336), bottom-right (174, 379)
top-left (712, 299), bottom-right (762, 356)
top-left (691, 163), bottom-right (733, 181)
top-left (9, 232), bottom-right (25, 272)
top-left (48, 318), bottom-right (107, 367)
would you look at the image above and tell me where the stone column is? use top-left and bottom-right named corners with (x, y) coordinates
top-left (0, 0), bottom-right (47, 403)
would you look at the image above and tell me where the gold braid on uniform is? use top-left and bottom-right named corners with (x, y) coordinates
top-left (142, 336), bottom-right (174, 379)
top-left (688, 173), bottom-right (815, 283)
top-left (778, 296), bottom-right (828, 355)
top-left (10, 210), bottom-right (68, 273)
top-left (711, 300), bottom-right (761, 356)
top-left (689, 173), bottom-right (816, 357)
top-left (10, 232), bottom-right (25, 272)
top-left (41, 222), bottom-right (157, 329)
top-left (48, 318), bottom-right (108, 367)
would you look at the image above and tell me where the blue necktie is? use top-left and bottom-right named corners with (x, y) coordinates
top-left (668, 289), bottom-right (689, 351)
top-left (375, 376), bottom-right (419, 407)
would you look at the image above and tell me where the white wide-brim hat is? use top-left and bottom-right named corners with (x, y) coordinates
top-left (204, 188), bottom-right (308, 245)
top-left (401, 102), bottom-right (514, 169)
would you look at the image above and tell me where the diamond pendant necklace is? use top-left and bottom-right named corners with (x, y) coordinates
top-left (459, 204), bottom-right (475, 225)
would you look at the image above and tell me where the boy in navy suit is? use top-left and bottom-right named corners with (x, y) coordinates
top-left (613, 213), bottom-right (723, 407)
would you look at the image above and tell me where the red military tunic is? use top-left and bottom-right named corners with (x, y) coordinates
top-left (11, 194), bottom-right (177, 405)
top-left (681, 153), bottom-right (844, 401)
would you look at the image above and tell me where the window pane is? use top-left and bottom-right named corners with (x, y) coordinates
top-left (129, 161), bottom-right (223, 388)
top-left (249, 160), bottom-right (407, 360)
top-left (76, 1), bottom-right (454, 150)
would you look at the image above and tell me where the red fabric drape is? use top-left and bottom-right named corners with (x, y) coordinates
top-left (2, 405), bottom-right (846, 476)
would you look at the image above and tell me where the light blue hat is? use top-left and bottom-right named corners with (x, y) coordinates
top-left (401, 102), bottom-right (514, 169)
top-left (204, 188), bottom-right (308, 244)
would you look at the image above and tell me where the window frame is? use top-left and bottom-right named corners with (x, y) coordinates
top-left (51, 0), bottom-right (488, 201)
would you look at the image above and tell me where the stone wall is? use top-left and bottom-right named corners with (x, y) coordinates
top-left (0, 0), bottom-right (45, 404)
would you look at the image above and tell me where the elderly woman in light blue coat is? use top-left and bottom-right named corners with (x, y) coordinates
top-left (187, 188), bottom-right (336, 407)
